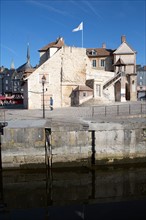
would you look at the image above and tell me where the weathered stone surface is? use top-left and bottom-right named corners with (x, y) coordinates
top-left (1, 117), bottom-right (146, 168)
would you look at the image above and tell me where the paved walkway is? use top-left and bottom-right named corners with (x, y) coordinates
top-left (0, 101), bottom-right (146, 128)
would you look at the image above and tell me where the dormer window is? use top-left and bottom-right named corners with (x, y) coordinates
top-left (91, 50), bottom-right (97, 56)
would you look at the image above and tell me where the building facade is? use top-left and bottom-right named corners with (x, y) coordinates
top-left (136, 65), bottom-right (146, 100)
top-left (1, 35), bottom-right (139, 108)
top-left (113, 35), bottom-right (137, 101)
top-left (0, 44), bottom-right (35, 105)
top-left (22, 36), bottom-right (138, 109)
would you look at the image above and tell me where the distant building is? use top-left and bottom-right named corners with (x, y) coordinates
top-left (0, 66), bottom-right (13, 96)
top-left (0, 66), bottom-right (6, 95)
top-left (0, 44), bottom-right (35, 104)
top-left (136, 65), bottom-right (146, 100)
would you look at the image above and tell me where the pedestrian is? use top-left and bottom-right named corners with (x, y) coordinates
top-left (50, 97), bottom-right (53, 111)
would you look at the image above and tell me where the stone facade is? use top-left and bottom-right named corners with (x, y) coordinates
top-left (1, 120), bottom-right (146, 168)
top-left (23, 36), bottom-right (137, 109)
top-left (24, 46), bottom-right (117, 109)
top-left (113, 37), bottom-right (137, 101)
top-left (24, 46), bottom-right (90, 109)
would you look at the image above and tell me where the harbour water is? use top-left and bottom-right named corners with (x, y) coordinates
top-left (0, 164), bottom-right (146, 220)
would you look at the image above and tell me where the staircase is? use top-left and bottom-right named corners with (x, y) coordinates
top-left (103, 72), bottom-right (121, 90)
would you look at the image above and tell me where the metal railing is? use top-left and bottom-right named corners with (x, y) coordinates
top-left (91, 102), bottom-right (146, 118)
top-left (0, 102), bottom-right (145, 121)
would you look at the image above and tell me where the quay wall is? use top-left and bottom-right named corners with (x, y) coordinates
top-left (1, 121), bottom-right (146, 168)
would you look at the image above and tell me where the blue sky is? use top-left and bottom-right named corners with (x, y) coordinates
top-left (0, 0), bottom-right (146, 69)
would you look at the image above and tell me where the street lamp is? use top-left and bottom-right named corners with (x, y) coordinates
top-left (42, 75), bottom-right (46, 118)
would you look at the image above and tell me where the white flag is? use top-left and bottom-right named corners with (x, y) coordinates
top-left (72, 22), bottom-right (83, 32)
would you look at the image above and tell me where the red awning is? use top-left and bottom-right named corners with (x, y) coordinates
top-left (0, 95), bottom-right (14, 100)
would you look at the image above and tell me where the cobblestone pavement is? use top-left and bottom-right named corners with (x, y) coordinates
top-left (0, 101), bottom-right (146, 128)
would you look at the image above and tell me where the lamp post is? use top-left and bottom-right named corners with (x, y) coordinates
top-left (42, 75), bottom-right (46, 118)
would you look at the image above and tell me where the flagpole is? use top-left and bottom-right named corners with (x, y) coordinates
top-left (72, 22), bottom-right (83, 48)
top-left (82, 28), bottom-right (83, 48)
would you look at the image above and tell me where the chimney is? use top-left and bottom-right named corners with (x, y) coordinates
top-left (121, 35), bottom-right (126, 43)
top-left (102, 43), bottom-right (106, 48)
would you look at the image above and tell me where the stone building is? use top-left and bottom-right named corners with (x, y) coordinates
top-left (86, 43), bottom-right (114, 72)
top-left (22, 36), bottom-right (137, 109)
top-left (113, 36), bottom-right (137, 101)
top-left (71, 85), bottom-right (93, 106)
top-left (85, 35), bottom-right (137, 103)
top-left (23, 44), bottom-right (88, 109)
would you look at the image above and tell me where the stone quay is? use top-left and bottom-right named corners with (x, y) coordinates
top-left (0, 101), bottom-right (146, 169)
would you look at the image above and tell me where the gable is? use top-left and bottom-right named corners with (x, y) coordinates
top-left (114, 42), bottom-right (135, 55)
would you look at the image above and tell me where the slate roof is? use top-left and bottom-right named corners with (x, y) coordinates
top-left (17, 43), bottom-right (32, 72)
top-left (38, 37), bottom-right (64, 52)
top-left (86, 48), bottom-right (115, 57)
top-left (17, 61), bottom-right (32, 72)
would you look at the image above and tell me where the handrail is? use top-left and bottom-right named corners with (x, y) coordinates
top-left (103, 72), bottom-right (121, 90)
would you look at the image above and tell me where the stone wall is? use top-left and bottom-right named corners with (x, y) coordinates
top-left (1, 121), bottom-right (146, 169)
top-left (1, 127), bottom-right (45, 168)
top-left (26, 49), bottom-right (62, 109)
top-left (25, 46), bottom-right (88, 109)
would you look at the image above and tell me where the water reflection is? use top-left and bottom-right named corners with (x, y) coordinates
top-left (0, 165), bottom-right (146, 219)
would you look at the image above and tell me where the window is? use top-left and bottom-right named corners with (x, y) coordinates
top-left (92, 60), bottom-right (96, 68)
top-left (83, 92), bottom-right (86, 97)
top-left (140, 81), bottom-right (143, 86)
top-left (101, 59), bottom-right (105, 67)
top-left (92, 50), bottom-right (97, 55)
top-left (5, 80), bottom-right (8, 84)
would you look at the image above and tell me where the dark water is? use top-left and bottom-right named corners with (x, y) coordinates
top-left (0, 165), bottom-right (146, 220)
